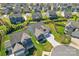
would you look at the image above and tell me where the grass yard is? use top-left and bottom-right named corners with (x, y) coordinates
top-left (28, 30), bottom-right (53, 56)
top-left (56, 26), bottom-right (65, 34)
top-left (33, 50), bottom-right (42, 56)
top-left (0, 39), bottom-right (6, 56)
top-left (0, 26), bottom-right (7, 33)
top-left (28, 30), bottom-right (44, 51)
top-left (43, 41), bottom-right (53, 52)
top-left (45, 23), bottom-right (71, 44)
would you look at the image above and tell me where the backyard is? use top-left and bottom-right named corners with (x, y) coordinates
top-left (28, 30), bottom-right (53, 56)
top-left (45, 22), bottom-right (71, 44)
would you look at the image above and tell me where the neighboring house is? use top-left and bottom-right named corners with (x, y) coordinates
top-left (23, 6), bottom-right (31, 14)
top-left (60, 6), bottom-right (67, 11)
top-left (13, 43), bottom-right (26, 56)
top-left (76, 6), bottom-right (79, 12)
top-left (72, 7), bottom-right (77, 12)
top-left (65, 20), bottom-right (79, 45)
top-left (42, 3), bottom-right (52, 12)
top-left (21, 32), bottom-right (34, 50)
top-left (71, 20), bottom-right (79, 29)
top-left (32, 12), bottom-right (42, 21)
top-left (51, 45), bottom-right (79, 56)
top-left (48, 10), bottom-right (57, 19)
top-left (65, 21), bottom-right (76, 34)
top-left (65, 20), bottom-right (79, 34)
top-left (64, 20), bottom-right (79, 34)
top-left (5, 30), bottom-right (34, 56)
top-left (61, 11), bottom-right (72, 18)
top-left (71, 30), bottom-right (79, 46)
top-left (13, 6), bottom-right (21, 14)
top-left (9, 14), bottom-right (25, 24)
top-left (42, 4), bottom-right (49, 12)
top-left (28, 22), bottom-right (50, 43)
top-left (1, 8), bottom-right (10, 15)
top-left (32, 4), bottom-right (42, 12)
top-left (71, 30), bottom-right (79, 39)
top-left (60, 4), bottom-right (67, 11)
top-left (5, 40), bottom-right (13, 55)
top-left (53, 3), bottom-right (59, 11)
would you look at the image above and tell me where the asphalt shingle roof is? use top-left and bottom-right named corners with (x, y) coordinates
top-left (28, 22), bottom-right (50, 37)
top-left (13, 43), bottom-right (25, 53)
top-left (9, 30), bottom-right (31, 46)
top-left (71, 30), bottom-right (79, 39)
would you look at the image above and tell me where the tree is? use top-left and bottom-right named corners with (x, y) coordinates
top-left (0, 30), bottom-right (4, 51)
top-left (73, 15), bottom-right (77, 21)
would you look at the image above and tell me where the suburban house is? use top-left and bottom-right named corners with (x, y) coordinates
top-left (23, 6), bottom-right (31, 14)
top-left (65, 20), bottom-right (76, 34)
top-left (64, 20), bottom-right (79, 34)
top-left (32, 4), bottom-right (42, 12)
top-left (13, 4), bottom-right (21, 13)
top-left (48, 10), bottom-right (57, 19)
top-left (71, 30), bottom-right (79, 46)
top-left (1, 8), bottom-right (10, 15)
top-left (61, 10), bottom-right (72, 18)
top-left (9, 13), bottom-right (25, 24)
top-left (60, 4), bottom-right (67, 11)
top-left (5, 40), bottom-right (13, 55)
top-left (53, 3), bottom-right (59, 11)
top-left (5, 30), bottom-right (34, 56)
top-left (12, 43), bottom-right (26, 56)
top-left (42, 4), bottom-right (49, 12)
top-left (32, 12), bottom-right (42, 21)
top-left (65, 20), bottom-right (79, 46)
top-left (28, 22), bottom-right (50, 43)
top-left (71, 30), bottom-right (79, 39)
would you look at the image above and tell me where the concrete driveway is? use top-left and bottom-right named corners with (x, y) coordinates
top-left (69, 38), bottom-right (79, 49)
top-left (46, 34), bottom-right (60, 47)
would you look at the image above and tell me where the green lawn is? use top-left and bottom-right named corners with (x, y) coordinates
top-left (0, 26), bottom-right (7, 33)
top-left (0, 39), bottom-right (6, 56)
top-left (45, 23), bottom-right (71, 44)
top-left (56, 25), bottom-right (65, 35)
top-left (28, 30), bottom-right (53, 56)
top-left (33, 50), bottom-right (42, 56)
top-left (43, 41), bottom-right (53, 52)
top-left (28, 30), bottom-right (44, 51)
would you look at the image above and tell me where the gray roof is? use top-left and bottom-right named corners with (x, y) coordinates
top-left (71, 30), bottom-right (79, 38)
top-left (49, 10), bottom-right (57, 16)
top-left (13, 43), bottom-right (25, 53)
top-left (51, 45), bottom-right (79, 56)
top-left (32, 12), bottom-right (42, 20)
top-left (9, 30), bottom-right (31, 46)
top-left (67, 20), bottom-right (79, 29)
top-left (71, 21), bottom-right (79, 29)
top-left (28, 22), bottom-right (50, 37)
top-left (65, 20), bottom-right (79, 32)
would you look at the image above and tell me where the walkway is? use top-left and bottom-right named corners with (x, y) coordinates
top-left (46, 34), bottom-right (61, 47)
